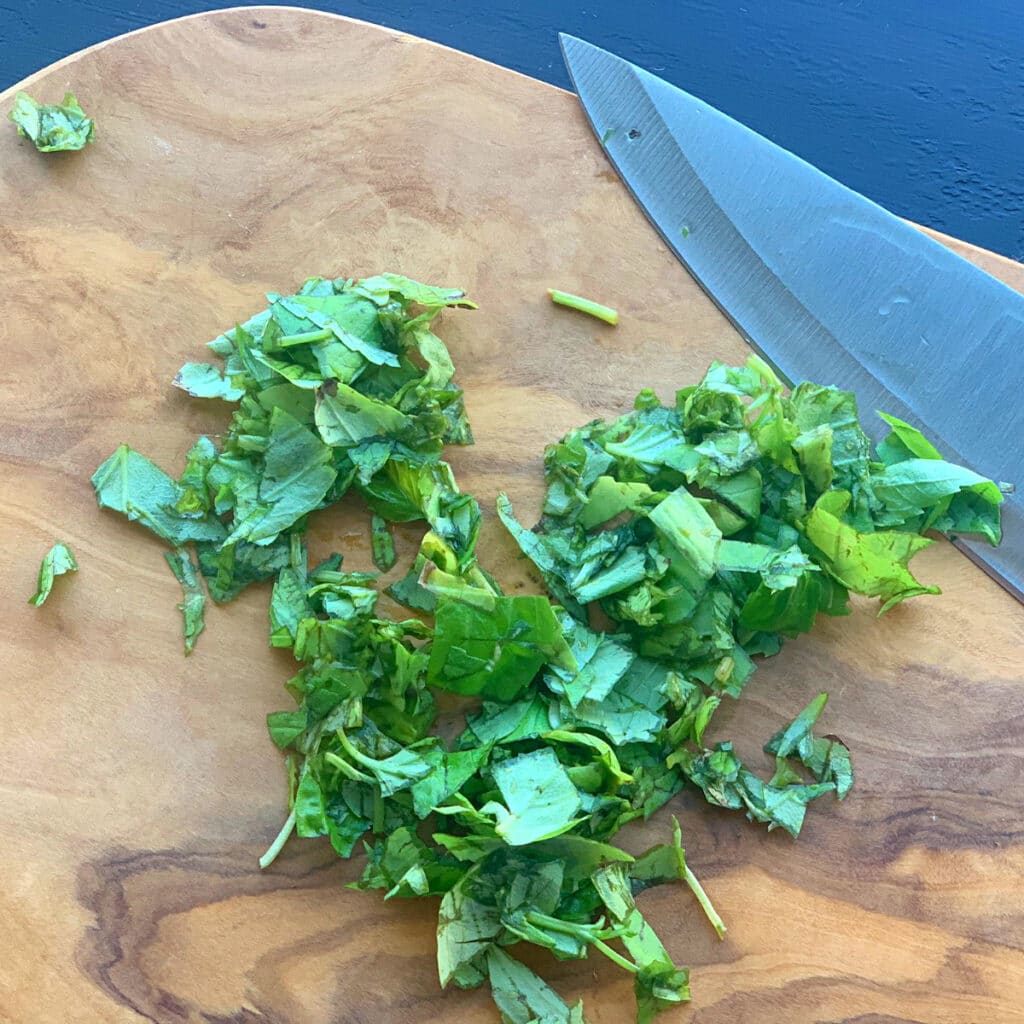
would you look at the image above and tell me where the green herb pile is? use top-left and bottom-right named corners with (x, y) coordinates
top-left (498, 355), bottom-right (1003, 835)
top-left (8, 91), bottom-right (95, 152)
top-left (91, 275), bottom-right (1002, 1023)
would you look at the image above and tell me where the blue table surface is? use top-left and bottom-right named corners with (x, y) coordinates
top-left (3, 1), bottom-right (1022, 260)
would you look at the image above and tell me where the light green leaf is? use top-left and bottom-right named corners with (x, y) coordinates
top-left (9, 91), bottom-right (95, 152)
top-left (542, 729), bottom-right (634, 789)
top-left (717, 540), bottom-right (818, 591)
top-left (314, 382), bottom-right (411, 447)
top-left (377, 273), bottom-right (476, 309)
top-left (173, 362), bottom-right (245, 401)
top-left (28, 542), bottom-right (78, 607)
top-left (871, 458), bottom-right (1003, 517)
top-left (93, 444), bottom-right (226, 546)
top-left (604, 422), bottom-right (695, 472)
top-left (792, 424), bottom-right (834, 493)
top-left (544, 615), bottom-right (635, 708)
top-left (805, 490), bottom-right (939, 611)
top-left (164, 549), bottom-right (206, 654)
top-left (467, 695), bottom-right (553, 746)
top-left (580, 476), bottom-right (654, 529)
top-left (647, 486), bottom-right (721, 578)
top-left (483, 748), bottom-right (583, 846)
top-left (705, 467), bottom-right (762, 520)
top-left (437, 870), bottom-right (502, 989)
top-left (285, 293), bottom-right (400, 366)
top-left (875, 411), bottom-right (942, 464)
top-left (486, 948), bottom-right (587, 1024)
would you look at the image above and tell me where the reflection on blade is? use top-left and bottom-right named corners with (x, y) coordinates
top-left (560, 33), bottom-right (1024, 600)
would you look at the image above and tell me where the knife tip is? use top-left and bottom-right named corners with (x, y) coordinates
top-left (558, 32), bottom-right (587, 56)
top-left (559, 32), bottom-right (599, 78)
top-left (559, 33), bottom-right (615, 75)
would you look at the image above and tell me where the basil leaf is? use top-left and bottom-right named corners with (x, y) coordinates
top-left (174, 362), bottom-right (245, 401)
top-left (482, 749), bottom-right (583, 846)
top-left (429, 595), bottom-right (575, 701)
top-left (370, 514), bottom-right (396, 571)
top-left (805, 490), bottom-right (940, 612)
top-left (164, 549), bottom-right (206, 654)
top-left (9, 91), bottom-right (94, 152)
top-left (28, 542), bottom-right (78, 607)
top-left (487, 948), bottom-right (586, 1024)
top-left (93, 445), bottom-right (226, 546)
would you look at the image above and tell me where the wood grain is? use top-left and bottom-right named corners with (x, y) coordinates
top-left (0, 8), bottom-right (1022, 1023)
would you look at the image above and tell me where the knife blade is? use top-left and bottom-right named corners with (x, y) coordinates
top-left (560, 33), bottom-right (1024, 602)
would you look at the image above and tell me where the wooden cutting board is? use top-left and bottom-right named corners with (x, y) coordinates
top-left (1, 8), bottom-right (1022, 1023)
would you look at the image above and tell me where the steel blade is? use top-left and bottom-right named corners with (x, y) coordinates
top-left (561, 33), bottom-right (1024, 600)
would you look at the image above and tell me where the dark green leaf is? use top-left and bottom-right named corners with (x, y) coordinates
top-left (269, 564), bottom-right (311, 648)
top-left (592, 863), bottom-right (691, 1019)
top-left (226, 408), bottom-right (336, 545)
top-left (410, 745), bottom-right (490, 818)
top-left (673, 742), bottom-right (835, 837)
top-left (370, 513), bottom-right (397, 571)
top-left (764, 692), bottom-right (829, 758)
top-left (764, 693), bottom-right (854, 800)
top-left (351, 827), bottom-right (462, 898)
top-left (266, 709), bottom-right (307, 750)
top-left (871, 458), bottom-right (1002, 520)
top-left (197, 535), bottom-right (292, 602)
top-left (429, 595), bottom-right (575, 701)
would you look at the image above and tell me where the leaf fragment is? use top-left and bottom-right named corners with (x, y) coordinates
top-left (9, 91), bottom-right (94, 151)
top-left (28, 542), bottom-right (78, 607)
top-left (164, 548), bottom-right (206, 654)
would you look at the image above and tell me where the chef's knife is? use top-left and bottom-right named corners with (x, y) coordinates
top-left (560, 34), bottom-right (1024, 602)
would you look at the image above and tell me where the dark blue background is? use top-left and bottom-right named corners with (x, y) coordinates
top-left (4, 1), bottom-right (1022, 259)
